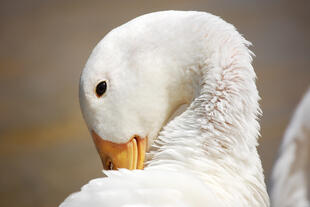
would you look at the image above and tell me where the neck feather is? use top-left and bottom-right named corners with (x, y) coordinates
top-left (146, 13), bottom-right (269, 206)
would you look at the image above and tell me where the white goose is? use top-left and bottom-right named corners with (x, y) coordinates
top-left (270, 88), bottom-right (310, 207)
top-left (60, 11), bottom-right (269, 207)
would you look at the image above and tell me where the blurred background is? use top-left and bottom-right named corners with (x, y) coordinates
top-left (0, 0), bottom-right (309, 206)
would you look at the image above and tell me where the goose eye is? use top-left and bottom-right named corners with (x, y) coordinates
top-left (96, 81), bottom-right (107, 97)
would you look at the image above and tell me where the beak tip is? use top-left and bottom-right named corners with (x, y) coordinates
top-left (91, 131), bottom-right (147, 170)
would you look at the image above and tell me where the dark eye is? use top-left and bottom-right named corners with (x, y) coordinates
top-left (95, 81), bottom-right (107, 97)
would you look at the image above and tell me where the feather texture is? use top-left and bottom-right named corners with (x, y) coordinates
top-left (60, 169), bottom-right (223, 207)
top-left (61, 11), bottom-right (269, 207)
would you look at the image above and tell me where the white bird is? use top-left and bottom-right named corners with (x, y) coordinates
top-left (60, 11), bottom-right (269, 207)
top-left (270, 88), bottom-right (310, 207)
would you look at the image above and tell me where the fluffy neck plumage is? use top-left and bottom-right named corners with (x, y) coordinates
top-left (145, 12), bottom-right (269, 206)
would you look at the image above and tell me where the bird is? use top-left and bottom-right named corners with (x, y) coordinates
top-left (269, 88), bottom-right (310, 207)
top-left (60, 11), bottom-right (269, 207)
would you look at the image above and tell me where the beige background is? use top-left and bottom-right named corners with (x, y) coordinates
top-left (0, 0), bottom-right (309, 206)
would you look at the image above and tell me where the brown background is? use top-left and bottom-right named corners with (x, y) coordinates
top-left (0, 0), bottom-right (309, 206)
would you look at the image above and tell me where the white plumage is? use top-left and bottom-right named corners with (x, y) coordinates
top-left (270, 88), bottom-right (310, 207)
top-left (60, 11), bottom-right (269, 207)
top-left (61, 169), bottom-right (223, 207)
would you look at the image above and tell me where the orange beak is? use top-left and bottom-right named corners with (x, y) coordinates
top-left (91, 131), bottom-right (147, 170)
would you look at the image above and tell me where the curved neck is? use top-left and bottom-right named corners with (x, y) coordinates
top-left (145, 14), bottom-right (269, 206)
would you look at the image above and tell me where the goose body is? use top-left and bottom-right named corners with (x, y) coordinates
top-left (270, 88), bottom-right (310, 207)
top-left (60, 11), bottom-right (269, 207)
top-left (61, 169), bottom-right (222, 207)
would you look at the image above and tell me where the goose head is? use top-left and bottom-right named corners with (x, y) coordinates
top-left (79, 11), bottom-right (261, 174)
top-left (77, 11), bottom-right (269, 206)
top-left (79, 12), bottom-right (202, 170)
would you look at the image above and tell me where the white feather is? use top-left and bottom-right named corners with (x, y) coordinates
top-left (60, 169), bottom-right (223, 207)
top-left (61, 11), bottom-right (269, 207)
top-left (270, 88), bottom-right (310, 207)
